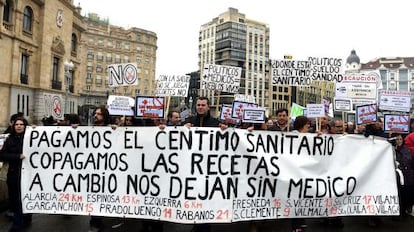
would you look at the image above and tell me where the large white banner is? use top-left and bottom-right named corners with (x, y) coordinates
top-left (22, 127), bottom-right (398, 223)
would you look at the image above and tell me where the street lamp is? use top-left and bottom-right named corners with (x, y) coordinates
top-left (64, 60), bottom-right (74, 114)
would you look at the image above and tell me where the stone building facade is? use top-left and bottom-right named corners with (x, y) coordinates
top-left (0, 0), bottom-right (157, 127)
top-left (0, 0), bottom-right (86, 126)
top-left (79, 13), bottom-right (157, 124)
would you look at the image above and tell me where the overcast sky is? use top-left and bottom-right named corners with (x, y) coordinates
top-left (77, 0), bottom-right (413, 77)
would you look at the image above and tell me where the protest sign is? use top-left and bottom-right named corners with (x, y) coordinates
top-left (306, 104), bottom-right (325, 118)
top-left (107, 95), bottom-right (135, 116)
top-left (271, 59), bottom-right (312, 86)
top-left (155, 75), bottom-right (190, 97)
top-left (201, 64), bottom-right (241, 93)
top-left (384, 114), bottom-right (410, 133)
top-left (107, 63), bottom-right (138, 87)
top-left (234, 94), bottom-right (256, 104)
top-left (356, 104), bottom-right (377, 125)
top-left (335, 72), bottom-right (380, 108)
top-left (135, 96), bottom-right (165, 118)
top-left (271, 57), bottom-right (343, 86)
top-left (307, 57), bottom-right (343, 82)
top-left (290, 103), bottom-right (305, 119)
top-left (334, 98), bottom-right (352, 112)
top-left (242, 108), bottom-right (266, 124)
top-left (379, 90), bottom-right (411, 112)
top-left (44, 93), bottom-right (64, 120)
top-left (220, 105), bottom-right (239, 125)
top-left (231, 101), bottom-right (258, 119)
top-left (22, 127), bottom-right (399, 223)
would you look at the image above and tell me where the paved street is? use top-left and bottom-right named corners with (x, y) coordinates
top-left (1, 212), bottom-right (414, 232)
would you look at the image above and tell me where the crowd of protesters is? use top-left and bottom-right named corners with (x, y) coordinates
top-left (1, 98), bottom-right (414, 232)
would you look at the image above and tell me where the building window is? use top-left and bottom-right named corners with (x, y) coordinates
top-left (52, 57), bottom-right (59, 81)
top-left (106, 54), bottom-right (112, 62)
top-left (22, 6), bottom-right (33, 33)
top-left (116, 41), bottom-right (121, 49)
top-left (98, 38), bottom-right (104, 46)
top-left (71, 34), bottom-right (77, 54)
top-left (20, 54), bottom-right (29, 84)
top-left (96, 75), bottom-right (102, 85)
top-left (3, 0), bottom-right (12, 23)
top-left (97, 52), bottom-right (103, 61)
top-left (86, 73), bottom-right (92, 83)
top-left (96, 65), bottom-right (103, 73)
top-left (52, 57), bottom-right (61, 90)
top-left (87, 50), bottom-right (94, 60)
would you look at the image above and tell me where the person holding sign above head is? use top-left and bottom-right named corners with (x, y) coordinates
top-left (184, 97), bottom-right (226, 232)
top-left (0, 117), bottom-right (31, 232)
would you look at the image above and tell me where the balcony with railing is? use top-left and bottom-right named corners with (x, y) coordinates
top-left (2, 22), bottom-right (13, 31)
top-left (20, 74), bottom-right (28, 84)
top-left (69, 85), bottom-right (74, 93)
top-left (52, 80), bottom-right (62, 90)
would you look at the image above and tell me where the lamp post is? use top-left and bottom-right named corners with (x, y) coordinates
top-left (64, 61), bottom-right (74, 114)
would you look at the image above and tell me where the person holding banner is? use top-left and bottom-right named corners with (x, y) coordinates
top-left (185, 97), bottom-right (226, 232)
top-left (290, 116), bottom-right (311, 232)
top-left (268, 108), bottom-right (289, 132)
top-left (167, 110), bottom-right (182, 126)
top-left (88, 106), bottom-right (112, 232)
top-left (184, 97), bottom-right (227, 130)
top-left (0, 117), bottom-right (31, 232)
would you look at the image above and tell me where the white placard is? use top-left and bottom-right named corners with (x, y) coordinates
top-left (306, 104), bottom-right (325, 118)
top-left (271, 57), bottom-right (344, 86)
top-left (107, 95), bottom-right (135, 116)
top-left (234, 94), bottom-right (256, 104)
top-left (201, 64), bottom-right (241, 93)
top-left (107, 63), bottom-right (138, 87)
top-left (334, 98), bottom-right (353, 112)
top-left (242, 108), bottom-right (266, 124)
top-left (155, 74), bottom-right (190, 97)
top-left (379, 90), bottom-right (411, 112)
top-left (43, 93), bottom-right (64, 120)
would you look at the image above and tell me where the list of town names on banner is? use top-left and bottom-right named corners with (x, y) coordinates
top-left (22, 127), bottom-right (398, 223)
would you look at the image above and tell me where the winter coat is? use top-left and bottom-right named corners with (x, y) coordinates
top-left (396, 144), bottom-right (414, 185)
top-left (184, 112), bottom-right (219, 127)
top-left (0, 132), bottom-right (24, 175)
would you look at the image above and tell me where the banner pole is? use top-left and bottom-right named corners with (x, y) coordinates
top-left (165, 96), bottom-right (171, 120)
top-left (215, 92), bottom-right (221, 118)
